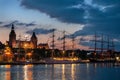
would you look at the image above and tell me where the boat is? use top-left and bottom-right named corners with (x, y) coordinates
top-left (89, 58), bottom-right (116, 63)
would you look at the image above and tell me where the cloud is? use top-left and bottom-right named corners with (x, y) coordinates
top-left (20, 0), bottom-right (120, 34)
top-left (2, 20), bottom-right (36, 28)
top-left (68, 0), bottom-right (120, 38)
top-left (0, 22), bottom-right (3, 24)
top-left (71, 1), bottom-right (114, 13)
top-left (25, 22), bottom-right (36, 27)
top-left (20, 0), bottom-right (120, 50)
top-left (26, 28), bottom-right (56, 35)
top-left (21, 0), bottom-right (85, 24)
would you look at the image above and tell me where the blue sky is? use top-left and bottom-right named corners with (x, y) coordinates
top-left (0, 0), bottom-right (120, 50)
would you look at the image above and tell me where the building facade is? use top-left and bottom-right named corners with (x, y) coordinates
top-left (9, 24), bottom-right (38, 49)
top-left (38, 43), bottom-right (49, 49)
top-left (9, 24), bottom-right (16, 48)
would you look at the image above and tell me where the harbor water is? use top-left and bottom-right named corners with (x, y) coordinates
top-left (0, 63), bottom-right (120, 80)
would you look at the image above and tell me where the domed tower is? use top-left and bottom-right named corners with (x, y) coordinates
top-left (9, 24), bottom-right (16, 48)
top-left (31, 32), bottom-right (37, 48)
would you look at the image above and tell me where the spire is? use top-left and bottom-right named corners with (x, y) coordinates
top-left (10, 24), bottom-right (16, 35)
top-left (31, 32), bottom-right (37, 39)
top-left (31, 32), bottom-right (37, 48)
top-left (9, 24), bottom-right (16, 48)
top-left (12, 24), bottom-right (14, 30)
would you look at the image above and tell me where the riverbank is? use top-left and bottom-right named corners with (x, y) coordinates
top-left (0, 60), bottom-right (85, 65)
top-left (0, 60), bottom-right (119, 65)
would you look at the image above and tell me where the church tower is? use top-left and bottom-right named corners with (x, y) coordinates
top-left (9, 24), bottom-right (16, 48)
top-left (31, 32), bottom-right (37, 48)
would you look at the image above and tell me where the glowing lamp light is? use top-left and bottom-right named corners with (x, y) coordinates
top-left (24, 44), bottom-right (27, 47)
top-left (116, 57), bottom-right (119, 60)
top-left (27, 53), bottom-right (32, 56)
top-left (5, 52), bottom-right (10, 55)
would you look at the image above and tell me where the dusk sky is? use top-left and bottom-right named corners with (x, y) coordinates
top-left (0, 0), bottom-right (120, 50)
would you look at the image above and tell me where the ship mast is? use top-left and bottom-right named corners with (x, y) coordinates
top-left (51, 29), bottom-right (55, 58)
top-left (63, 31), bottom-right (66, 51)
top-left (62, 30), bottom-right (66, 57)
top-left (101, 34), bottom-right (103, 53)
top-left (107, 35), bottom-right (110, 51)
top-left (111, 39), bottom-right (115, 51)
top-left (94, 32), bottom-right (97, 52)
top-left (72, 35), bottom-right (75, 51)
top-left (18, 34), bottom-right (21, 61)
top-left (72, 35), bottom-right (75, 57)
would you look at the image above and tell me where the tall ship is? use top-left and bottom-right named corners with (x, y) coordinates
top-left (89, 33), bottom-right (116, 62)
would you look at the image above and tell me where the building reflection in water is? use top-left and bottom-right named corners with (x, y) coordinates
top-left (86, 63), bottom-right (90, 74)
top-left (62, 64), bottom-right (65, 80)
top-left (23, 65), bottom-right (33, 80)
top-left (61, 64), bottom-right (77, 80)
top-left (50, 64), bottom-right (77, 80)
top-left (71, 64), bottom-right (76, 80)
top-left (0, 65), bottom-right (34, 80)
top-left (51, 64), bottom-right (54, 80)
top-left (93, 63), bottom-right (114, 68)
top-left (0, 64), bottom-right (80, 80)
top-left (0, 63), bottom-right (119, 80)
top-left (0, 65), bottom-right (11, 80)
top-left (5, 65), bottom-right (11, 80)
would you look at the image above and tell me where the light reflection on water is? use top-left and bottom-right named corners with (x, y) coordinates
top-left (0, 63), bottom-right (120, 80)
top-left (71, 64), bottom-right (75, 80)
top-left (62, 64), bottom-right (65, 80)
top-left (23, 65), bottom-right (33, 80)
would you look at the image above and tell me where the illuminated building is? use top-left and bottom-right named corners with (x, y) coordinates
top-left (8, 24), bottom-right (38, 49)
top-left (9, 24), bottom-right (16, 48)
top-left (38, 43), bottom-right (49, 49)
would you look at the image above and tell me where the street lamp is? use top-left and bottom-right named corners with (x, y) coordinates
top-left (26, 52), bottom-right (32, 62)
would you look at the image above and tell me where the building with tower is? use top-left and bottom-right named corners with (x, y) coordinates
top-left (9, 24), bottom-right (16, 48)
top-left (31, 32), bottom-right (37, 48)
top-left (8, 24), bottom-right (38, 49)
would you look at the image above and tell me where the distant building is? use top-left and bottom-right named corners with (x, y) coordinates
top-left (0, 41), bottom-right (5, 49)
top-left (16, 40), bottom-right (34, 49)
top-left (9, 24), bottom-right (16, 48)
top-left (38, 43), bottom-right (49, 49)
top-left (8, 24), bottom-right (38, 49)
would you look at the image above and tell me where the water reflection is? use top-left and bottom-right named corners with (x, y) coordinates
top-left (0, 65), bottom-right (11, 80)
top-left (62, 64), bottom-right (65, 80)
top-left (0, 63), bottom-right (119, 80)
top-left (23, 65), bottom-right (33, 80)
top-left (93, 63), bottom-right (115, 68)
top-left (71, 64), bottom-right (76, 80)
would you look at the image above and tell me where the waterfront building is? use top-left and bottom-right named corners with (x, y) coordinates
top-left (3, 44), bottom-right (13, 62)
top-left (38, 43), bottom-right (49, 49)
top-left (9, 24), bottom-right (16, 48)
top-left (8, 24), bottom-right (38, 49)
